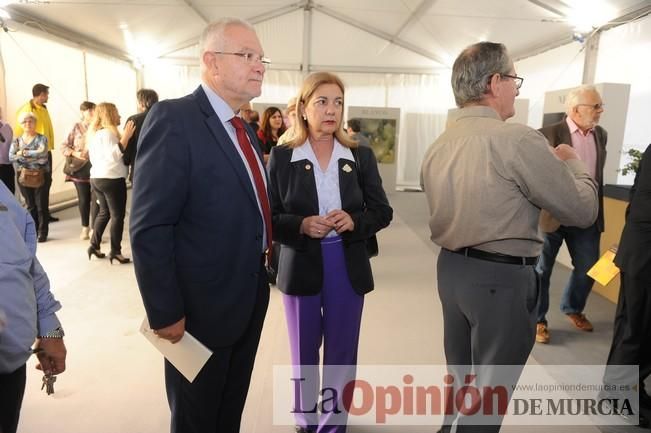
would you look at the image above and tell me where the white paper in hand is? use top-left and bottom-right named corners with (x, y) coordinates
top-left (140, 318), bottom-right (212, 383)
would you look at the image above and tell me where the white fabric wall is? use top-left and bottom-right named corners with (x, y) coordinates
top-left (595, 14), bottom-right (651, 184)
top-left (0, 26), bottom-right (138, 205)
top-left (515, 42), bottom-right (585, 128)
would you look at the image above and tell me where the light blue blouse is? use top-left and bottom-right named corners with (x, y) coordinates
top-left (291, 138), bottom-right (355, 237)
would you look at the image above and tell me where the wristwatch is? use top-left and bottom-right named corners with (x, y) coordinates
top-left (38, 327), bottom-right (65, 339)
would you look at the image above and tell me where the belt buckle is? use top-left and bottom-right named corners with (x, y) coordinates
top-left (464, 247), bottom-right (470, 258)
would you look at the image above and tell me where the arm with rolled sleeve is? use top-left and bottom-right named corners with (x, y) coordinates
top-left (506, 129), bottom-right (598, 228)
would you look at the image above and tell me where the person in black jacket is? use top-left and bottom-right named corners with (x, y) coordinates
top-left (268, 72), bottom-right (392, 433)
top-left (603, 143), bottom-right (651, 427)
top-left (123, 89), bottom-right (158, 182)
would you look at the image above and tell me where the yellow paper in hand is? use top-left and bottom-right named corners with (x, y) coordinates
top-left (587, 248), bottom-right (620, 286)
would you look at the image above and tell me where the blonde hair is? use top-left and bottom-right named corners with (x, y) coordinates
top-left (285, 72), bottom-right (356, 149)
top-left (88, 102), bottom-right (120, 140)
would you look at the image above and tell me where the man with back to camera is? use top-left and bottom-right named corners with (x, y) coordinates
top-left (420, 41), bottom-right (598, 432)
top-left (535, 85), bottom-right (608, 344)
top-left (15, 84), bottom-right (58, 222)
top-left (123, 88), bottom-right (159, 182)
top-left (130, 18), bottom-right (270, 433)
top-left (0, 181), bottom-right (67, 433)
top-left (346, 118), bottom-right (371, 148)
top-left (0, 106), bottom-right (15, 193)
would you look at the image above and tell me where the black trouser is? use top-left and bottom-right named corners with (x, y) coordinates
top-left (45, 151), bottom-right (53, 219)
top-left (90, 177), bottom-right (127, 255)
top-left (165, 261), bottom-right (270, 433)
top-left (73, 181), bottom-right (99, 228)
top-left (0, 164), bottom-right (15, 194)
top-left (0, 364), bottom-right (27, 433)
top-left (604, 272), bottom-right (651, 398)
top-left (18, 183), bottom-right (49, 238)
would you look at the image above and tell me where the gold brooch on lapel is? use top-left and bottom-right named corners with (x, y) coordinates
top-left (342, 164), bottom-right (352, 173)
top-left (305, 163), bottom-right (312, 170)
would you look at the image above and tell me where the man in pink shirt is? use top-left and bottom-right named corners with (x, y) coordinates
top-left (536, 85), bottom-right (607, 343)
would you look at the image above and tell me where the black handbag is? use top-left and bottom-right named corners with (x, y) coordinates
top-left (63, 155), bottom-right (90, 178)
top-left (352, 149), bottom-right (379, 258)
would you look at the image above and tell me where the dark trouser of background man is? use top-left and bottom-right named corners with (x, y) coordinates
top-left (603, 272), bottom-right (651, 427)
top-left (536, 223), bottom-right (599, 328)
top-left (45, 151), bottom-right (58, 222)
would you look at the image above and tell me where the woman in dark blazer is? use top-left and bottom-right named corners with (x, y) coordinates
top-left (268, 72), bottom-right (392, 433)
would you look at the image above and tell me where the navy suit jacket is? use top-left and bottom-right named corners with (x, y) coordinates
top-left (268, 144), bottom-right (392, 296)
top-left (130, 86), bottom-right (268, 349)
top-left (539, 119), bottom-right (608, 232)
top-left (615, 144), bottom-right (651, 282)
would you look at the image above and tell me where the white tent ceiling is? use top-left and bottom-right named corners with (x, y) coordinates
top-left (3, 0), bottom-right (651, 73)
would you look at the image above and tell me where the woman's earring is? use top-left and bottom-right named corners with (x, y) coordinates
top-left (302, 115), bottom-right (307, 120)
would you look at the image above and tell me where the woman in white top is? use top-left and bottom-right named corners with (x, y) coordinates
top-left (86, 102), bottom-right (135, 263)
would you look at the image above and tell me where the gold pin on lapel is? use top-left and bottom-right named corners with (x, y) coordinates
top-left (305, 163), bottom-right (312, 170)
top-left (342, 163), bottom-right (352, 173)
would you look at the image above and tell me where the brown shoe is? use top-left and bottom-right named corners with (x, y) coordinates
top-left (567, 313), bottom-right (593, 331)
top-left (536, 322), bottom-right (550, 344)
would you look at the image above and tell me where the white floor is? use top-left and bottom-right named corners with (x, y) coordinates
top-left (16, 180), bottom-right (608, 433)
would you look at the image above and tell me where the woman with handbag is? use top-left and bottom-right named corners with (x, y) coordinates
top-left (86, 102), bottom-right (135, 264)
top-left (61, 101), bottom-right (98, 240)
top-left (268, 72), bottom-right (392, 433)
top-left (9, 111), bottom-right (50, 242)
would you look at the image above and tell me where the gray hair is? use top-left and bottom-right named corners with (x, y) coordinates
top-left (451, 42), bottom-right (512, 108)
top-left (199, 18), bottom-right (255, 55)
top-left (565, 85), bottom-right (598, 115)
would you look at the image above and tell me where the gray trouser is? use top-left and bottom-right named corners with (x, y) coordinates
top-left (437, 248), bottom-right (539, 433)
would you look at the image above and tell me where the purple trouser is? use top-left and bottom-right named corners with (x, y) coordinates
top-left (283, 236), bottom-right (364, 433)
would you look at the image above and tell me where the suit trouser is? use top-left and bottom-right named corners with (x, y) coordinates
top-left (164, 260), bottom-right (270, 433)
top-left (536, 223), bottom-right (600, 324)
top-left (0, 164), bottom-right (15, 194)
top-left (604, 272), bottom-right (651, 395)
top-left (282, 236), bottom-right (364, 433)
top-left (0, 364), bottom-right (26, 433)
top-left (437, 249), bottom-right (538, 433)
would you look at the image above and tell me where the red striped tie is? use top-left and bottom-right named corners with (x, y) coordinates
top-left (230, 117), bottom-right (272, 258)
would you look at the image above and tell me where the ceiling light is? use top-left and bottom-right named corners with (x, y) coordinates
top-left (565, 0), bottom-right (617, 32)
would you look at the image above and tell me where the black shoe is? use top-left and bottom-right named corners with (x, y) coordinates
top-left (87, 246), bottom-right (106, 260)
top-left (600, 392), bottom-right (649, 428)
top-left (37, 235), bottom-right (47, 243)
top-left (49, 215), bottom-right (59, 222)
top-left (109, 253), bottom-right (131, 265)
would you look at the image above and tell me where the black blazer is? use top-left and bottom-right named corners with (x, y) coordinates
top-left (615, 144), bottom-right (651, 282)
top-left (539, 120), bottom-right (608, 232)
top-left (130, 86), bottom-right (268, 348)
top-left (268, 144), bottom-right (392, 296)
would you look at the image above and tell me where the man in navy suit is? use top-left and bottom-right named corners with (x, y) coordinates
top-left (130, 18), bottom-right (270, 433)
